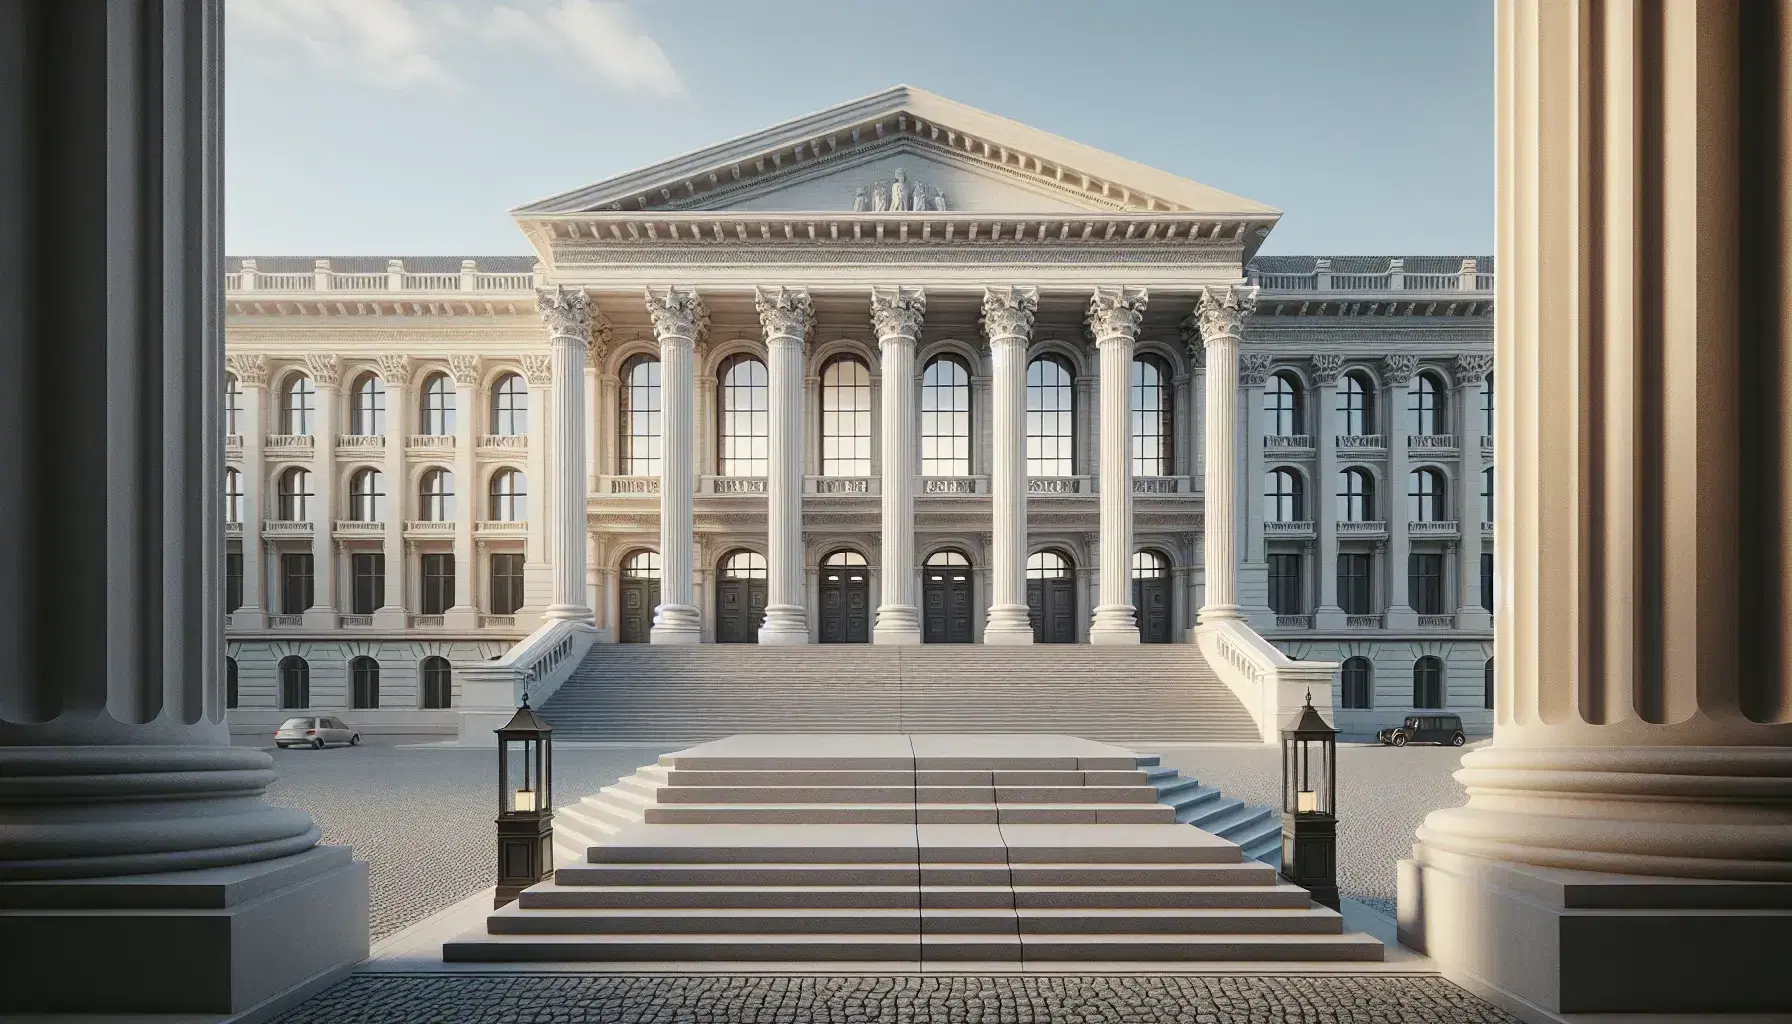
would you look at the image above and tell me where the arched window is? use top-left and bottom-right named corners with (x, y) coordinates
top-left (491, 373), bottom-right (527, 435)
top-left (921, 356), bottom-right (972, 476)
top-left (225, 468), bottom-right (243, 523)
top-left (717, 355), bottom-right (769, 476)
top-left (351, 373), bottom-right (385, 436)
top-left (1409, 372), bottom-right (1445, 436)
top-left (1337, 468), bottom-right (1375, 522)
top-left (824, 549), bottom-right (868, 567)
top-left (418, 468), bottom-right (454, 522)
top-left (1130, 356), bottom-right (1173, 476)
top-left (1481, 372), bottom-right (1494, 438)
top-left (226, 656), bottom-right (239, 709)
top-left (1413, 656), bottom-right (1444, 709)
top-left (420, 373), bottom-right (455, 435)
top-left (225, 374), bottom-right (242, 436)
top-left (1131, 550), bottom-right (1168, 578)
top-left (1266, 371), bottom-right (1302, 436)
top-left (278, 655), bottom-right (309, 709)
top-left (1338, 372), bottom-right (1373, 436)
top-left (622, 549), bottom-right (660, 579)
top-left (488, 469), bottom-right (526, 521)
top-left (348, 468), bottom-right (385, 522)
top-left (1341, 656), bottom-right (1372, 710)
top-left (720, 549), bottom-right (768, 579)
top-left (283, 375), bottom-right (315, 435)
top-left (1408, 468), bottom-right (1447, 523)
top-left (1026, 357), bottom-right (1075, 476)
top-left (1482, 466), bottom-right (1494, 525)
top-left (618, 355), bottom-right (662, 476)
top-left (351, 655), bottom-right (380, 709)
top-left (1265, 468), bottom-right (1304, 522)
top-left (420, 655), bottom-right (452, 709)
top-left (1484, 657), bottom-right (1494, 710)
top-left (820, 356), bottom-right (872, 476)
top-left (1026, 549), bottom-right (1072, 578)
top-left (926, 549), bottom-right (970, 567)
top-left (277, 468), bottom-right (313, 522)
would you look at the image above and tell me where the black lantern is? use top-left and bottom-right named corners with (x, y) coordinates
top-left (494, 693), bottom-right (554, 908)
top-left (1279, 689), bottom-right (1339, 910)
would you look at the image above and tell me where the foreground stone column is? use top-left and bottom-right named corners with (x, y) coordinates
top-left (872, 286), bottom-right (926, 644)
top-left (1399, 3), bottom-right (1792, 1017)
top-left (982, 286), bottom-right (1038, 644)
top-left (539, 288), bottom-right (592, 621)
top-left (1194, 286), bottom-right (1255, 623)
top-left (646, 287), bottom-right (706, 643)
top-left (0, 2), bottom-right (367, 1013)
top-left (757, 286), bottom-right (812, 644)
top-left (1088, 287), bottom-right (1147, 644)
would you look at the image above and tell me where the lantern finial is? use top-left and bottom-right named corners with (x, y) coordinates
top-left (1304, 688), bottom-right (1313, 709)
top-left (521, 691), bottom-right (531, 709)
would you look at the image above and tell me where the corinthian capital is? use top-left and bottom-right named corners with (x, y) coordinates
top-left (537, 285), bottom-right (591, 345)
top-left (754, 286), bottom-right (813, 342)
top-left (588, 309), bottom-right (613, 363)
top-left (376, 353), bottom-right (411, 385)
top-left (226, 352), bottom-right (268, 388)
top-left (448, 354), bottom-right (483, 387)
top-left (980, 286), bottom-right (1039, 343)
top-left (1194, 285), bottom-right (1258, 347)
top-left (1087, 286), bottom-right (1149, 345)
top-left (1382, 354), bottom-right (1418, 386)
top-left (1454, 352), bottom-right (1492, 385)
top-left (1239, 353), bottom-right (1275, 387)
top-left (521, 353), bottom-right (553, 386)
top-left (870, 286), bottom-right (927, 341)
top-left (1312, 353), bottom-right (1343, 385)
top-left (645, 286), bottom-right (709, 343)
top-left (305, 353), bottom-right (342, 387)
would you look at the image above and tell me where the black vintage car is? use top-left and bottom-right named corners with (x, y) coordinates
top-left (1378, 714), bottom-right (1466, 747)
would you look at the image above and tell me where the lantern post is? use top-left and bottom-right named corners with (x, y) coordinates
top-left (494, 694), bottom-right (554, 908)
top-left (1279, 689), bottom-right (1340, 910)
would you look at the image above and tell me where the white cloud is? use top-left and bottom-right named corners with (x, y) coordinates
top-left (488, 1), bottom-right (685, 98)
top-left (231, 0), bottom-right (455, 90)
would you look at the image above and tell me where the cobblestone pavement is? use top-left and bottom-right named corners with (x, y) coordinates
top-left (272, 974), bottom-right (1518, 1023)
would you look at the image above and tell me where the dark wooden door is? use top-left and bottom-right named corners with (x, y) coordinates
top-left (619, 579), bottom-right (659, 644)
top-left (1134, 578), bottom-right (1171, 643)
top-left (1027, 578), bottom-right (1077, 643)
top-left (819, 565), bottom-right (870, 643)
top-left (715, 578), bottom-right (767, 643)
top-left (923, 567), bottom-right (974, 643)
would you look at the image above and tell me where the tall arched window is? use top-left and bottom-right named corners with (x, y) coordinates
top-left (491, 373), bottom-right (527, 435)
top-left (418, 468), bottom-right (454, 522)
top-left (277, 468), bottom-right (313, 522)
top-left (623, 549), bottom-right (661, 579)
top-left (618, 355), bottom-right (661, 476)
top-left (717, 355), bottom-right (769, 476)
top-left (1026, 549), bottom-right (1071, 578)
top-left (1337, 468), bottom-right (1375, 522)
top-left (1266, 371), bottom-right (1302, 436)
top-left (1131, 550), bottom-right (1167, 579)
top-left (283, 375), bottom-right (315, 435)
top-left (225, 374), bottom-right (242, 436)
top-left (348, 468), bottom-right (385, 522)
top-left (226, 656), bottom-right (239, 709)
top-left (1131, 356), bottom-right (1172, 476)
top-left (1026, 357), bottom-right (1075, 476)
top-left (820, 356), bottom-right (872, 476)
top-left (488, 469), bottom-right (526, 521)
top-left (1341, 656), bottom-right (1372, 710)
top-left (351, 372), bottom-right (385, 435)
top-left (1484, 657), bottom-right (1494, 710)
top-left (1481, 372), bottom-right (1494, 438)
top-left (1265, 468), bottom-right (1304, 522)
top-left (420, 373), bottom-right (455, 435)
top-left (279, 655), bottom-right (309, 709)
top-left (721, 549), bottom-right (768, 579)
top-left (1338, 372), bottom-right (1373, 436)
top-left (351, 655), bottom-right (380, 709)
top-left (1482, 466), bottom-right (1494, 525)
top-left (225, 468), bottom-right (243, 523)
top-left (926, 549), bottom-right (970, 567)
top-left (1409, 372), bottom-right (1445, 436)
top-left (420, 656), bottom-right (452, 709)
top-left (825, 549), bottom-right (868, 567)
top-left (1408, 468), bottom-right (1447, 523)
top-left (921, 356), bottom-right (972, 476)
top-left (1413, 656), bottom-right (1444, 709)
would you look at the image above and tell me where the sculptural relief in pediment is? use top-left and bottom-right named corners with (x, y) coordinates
top-left (710, 146), bottom-right (1095, 215)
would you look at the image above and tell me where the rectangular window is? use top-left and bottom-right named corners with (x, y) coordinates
top-left (280, 553), bottom-right (314, 613)
top-left (1481, 551), bottom-right (1494, 612)
top-left (1267, 553), bottom-right (1302, 615)
top-left (1338, 553), bottom-right (1372, 615)
top-left (1409, 553), bottom-right (1444, 615)
top-left (226, 552), bottom-right (243, 613)
top-left (490, 553), bottom-right (525, 615)
top-left (352, 553), bottom-right (385, 615)
top-left (420, 554), bottom-right (455, 616)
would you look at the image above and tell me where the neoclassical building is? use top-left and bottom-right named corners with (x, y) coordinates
top-left (222, 87), bottom-right (1494, 735)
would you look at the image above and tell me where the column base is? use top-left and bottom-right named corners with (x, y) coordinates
top-left (0, 845), bottom-right (368, 1017)
top-left (1312, 605), bottom-right (1347, 629)
top-left (1383, 604), bottom-right (1418, 629)
top-left (1455, 606), bottom-right (1492, 630)
top-left (1398, 844), bottom-right (1792, 1020)
top-left (371, 606), bottom-right (409, 629)
top-left (300, 607), bottom-right (339, 629)
top-left (873, 605), bottom-right (922, 645)
top-left (983, 605), bottom-right (1034, 645)
top-left (1196, 603), bottom-right (1245, 625)
top-left (1089, 605), bottom-right (1140, 645)
top-left (444, 605), bottom-right (480, 629)
top-left (651, 603), bottom-right (702, 645)
top-left (759, 605), bottom-right (810, 645)
top-left (542, 603), bottom-right (594, 623)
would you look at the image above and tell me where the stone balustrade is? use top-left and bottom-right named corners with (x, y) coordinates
top-left (226, 258), bottom-right (537, 294)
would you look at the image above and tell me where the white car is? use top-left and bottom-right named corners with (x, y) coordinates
top-left (274, 716), bottom-right (361, 749)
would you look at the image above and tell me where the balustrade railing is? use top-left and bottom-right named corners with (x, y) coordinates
top-left (1265, 520), bottom-right (1314, 536)
top-left (403, 520), bottom-right (456, 534)
top-left (1336, 434), bottom-right (1386, 450)
top-left (406, 434), bottom-right (455, 450)
top-left (224, 521), bottom-right (243, 535)
top-left (1132, 476), bottom-right (1183, 494)
top-left (478, 434), bottom-right (527, 449)
top-left (269, 614), bottom-right (304, 627)
top-left (1408, 433), bottom-right (1458, 450)
top-left (810, 476), bottom-right (874, 495)
top-left (1336, 520), bottom-right (1387, 536)
top-left (476, 521), bottom-right (528, 534)
top-left (603, 475), bottom-right (660, 494)
top-left (480, 615), bottom-right (517, 629)
top-left (412, 614), bottom-right (445, 627)
top-left (1197, 618), bottom-right (1339, 744)
top-left (1027, 475), bottom-right (1089, 495)
top-left (1249, 259), bottom-right (1494, 295)
top-left (1275, 615), bottom-right (1313, 629)
top-left (921, 476), bottom-right (982, 495)
top-left (337, 434), bottom-right (385, 449)
top-left (454, 616), bottom-right (599, 744)
top-left (339, 614), bottom-right (374, 627)
top-left (1479, 434), bottom-right (1494, 449)
top-left (1418, 614), bottom-right (1456, 628)
top-left (1408, 520), bottom-right (1460, 536)
top-left (333, 520), bottom-right (385, 535)
top-left (707, 476), bottom-right (767, 494)
top-left (1346, 614), bottom-right (1384, 628)
top-left (262, 520), bottom-right (313, 537)
top-left (227, 260), bottom-right (537, 294)
top-left (1265, 434), bottom-right (1312, 450)
top-left (265, 434), bottom-right (315, 451)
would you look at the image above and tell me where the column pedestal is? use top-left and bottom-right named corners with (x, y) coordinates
top-left (872, 288), bottom-right (925, 644)
top-left (648, 288), bottom-right (706, 644)
top-left (981, 288), bottom-right (1038, 645)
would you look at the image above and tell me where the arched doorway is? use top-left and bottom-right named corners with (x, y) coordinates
top-left (922, 549), bottom-right (974, 644)
top-left (1132, 550), bottom-right (1172, 643)
top-left (1027, 549), bottom-right (1077, 644)
top-left (818, 550), bottom-right (870, 643)
top-left (619, 550), bottom-right (660, 644)
top-left (715, 549), bottom-right (768, 643)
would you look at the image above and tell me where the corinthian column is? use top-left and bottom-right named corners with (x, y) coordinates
top-left (0, 4), bottom-right (365, 1013)
top-left (1088, 286), bottom-right (1148, 644)
top-left (304, 353), bottom-right (342, 627)
top-left (1194, 286), bottom-right (1256, 623)
top-left (872, 286), bottom-right (926, 644)
top-left (1453, 353), bottom-right (1491, 630)
top-left (1400, 5), bottom-right (1792, 1017)
top-left (981, 286), bottom-right (1039, 644)
top-left (646, 287), bottom-right (707, 643)
top-left (228, 354), bottom-right (269, 629)
top-left (374, 354), bottom-right (411, 628)
top-left (445, 353), bottom-right (481, 629)
top-left (1311, 354), bottom-right (1346, 628)
top-left (757, 286), bottom-right (813, 644)
top-left (1382, 354), bottom-right (1417, 627)
top-left (537, 288), bottom-right (592, 622)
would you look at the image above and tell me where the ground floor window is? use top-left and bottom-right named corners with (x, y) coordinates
top-left (1484, 657), bottom-right (1494, 710)
top-left (420, 554), bottom-right (454, 616)
top-left (226, 656), bottom-right (239, 709)
top-left (279, 655), bottom-right (310, 709)
top-left (352, 552), bottom-right (385, 615)
top-left (226, 552), bottom-right (243, 613)
top-left (1409, 553), bottom-right (1444, 614)
top-left (421, 655), bottom-right (452, 709)
top-left (1413, 655), bottom-right (1443, 709)
top-left (352, 655), bottom-right (380, 709)
top-left (1340, 656), bottom-right (1372, 709)
top-left (491, 552), bottom-right (525, 615)
top-left (1481, 551), bottom-right (1494, 612)
top-left (1338, 553), bottom-right (1372, 615)
top-left (280, 553), bottom-right (314, 614)
top-left (1267, 553), bottom-right (1301, 615)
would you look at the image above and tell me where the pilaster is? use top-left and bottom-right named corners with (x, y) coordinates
top-left (229, 354), bottom-right (269, 629)
top-left (757, 286), bottom-right (813, 644)
top-left (872, 286), bottom-right (926, 644)
top-left (1312, 355), bottom-right (1346, 628)
top-left (1088, 286), bottom-right (1147, 644)
top-left (1454, 354), bottom-right (1491, 630)
top-left (1239, 352), bottom-right (1274, 629)
top-left (647, 287), bottom-right (707, 643)
top-left (374, 354), bottom-right (411, 628)
top-left (1382, 354), bottom-right (1417, 628)
top-left (303, 353), bottom-right (341, 627)
top-left (445, 354), bottom-right (481, 629)
top-left (981, 286), bottom-right (1038, 644)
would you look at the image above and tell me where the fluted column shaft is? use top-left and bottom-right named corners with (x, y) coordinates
top-left (446, 364), bottom-right (479, 627)
top-left (376, 366), bottom-right (410, 627)
top-left (305, 367), bottom-right (340, 626)
top-left (1195, 287), bottom-right (1255, 623)
top-left (873, 287), bottom-right (926, 644)
top-left (647, 289), bottom-right (706, 643)
top-left (981, 287), bottom-right (1038, 643)
top-left (758, 287), bottom-right (812, 643)
top-left (1384, 360), bottom-right (1416, 625)
top-left (1454, 363), bottom-right (1490, 628)
top-left (539, 290), bottom-right (591, 621)
top-left (1090, 287), bottom-right (1147, 643)
top-left (1313, 371), bottom-right (1345, 627)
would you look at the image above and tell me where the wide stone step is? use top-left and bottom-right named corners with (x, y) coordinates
top-left (636, 804), bottom-right (1177, 825)
top-left (519, 882), bottom-right (920, 910)
top-left (1008, 884), bottom-right (1315, 909)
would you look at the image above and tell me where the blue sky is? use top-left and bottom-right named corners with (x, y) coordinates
top-left (226, 0), bottom-right (1493, 258)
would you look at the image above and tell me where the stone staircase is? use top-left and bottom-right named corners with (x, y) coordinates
top-left (443, 735), bottom-right (1375, 965)
top-left (538, 645), bottom-right (1261, 745)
